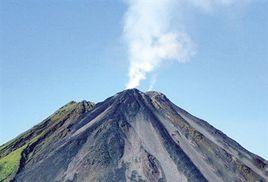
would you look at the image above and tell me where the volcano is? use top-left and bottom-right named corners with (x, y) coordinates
top-left (0, 89), bottom-right (267, 182)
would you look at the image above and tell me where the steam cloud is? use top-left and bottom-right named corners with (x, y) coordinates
top-left (124, 0), bottom-right (195, 89)
top-left (123, 0), bottom-right (246, 89)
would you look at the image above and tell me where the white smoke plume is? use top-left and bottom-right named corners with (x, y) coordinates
top-left (123, 0), bottom-right (247, 89)
top-left (124, 0), bottom-right (195, 89)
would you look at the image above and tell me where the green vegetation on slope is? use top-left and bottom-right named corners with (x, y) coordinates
top-left (50, 101), bottom-right (76, 122)
top-left (0, 102), bottom-right (79, 181)
top-left (0, 145), bottom-right (26, 182)
top-left (0, 130), bottom-right (47, 182)
top-left (0, 101), bottom-right (93, 181)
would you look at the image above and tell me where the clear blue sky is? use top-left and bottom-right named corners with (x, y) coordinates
top-left (0, 0), bottom-right (267, 159)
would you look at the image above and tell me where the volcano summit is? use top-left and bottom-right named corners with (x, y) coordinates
top-left (0, 89), bottom-right (267, 182)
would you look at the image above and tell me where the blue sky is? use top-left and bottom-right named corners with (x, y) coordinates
top-left (0, 0), bottom-right (267, 159)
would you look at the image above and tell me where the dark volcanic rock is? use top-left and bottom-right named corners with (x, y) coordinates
top-left (0, 89), bottom-right (267, 182)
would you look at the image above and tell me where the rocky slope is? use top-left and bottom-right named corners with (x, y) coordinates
top-left (0, 89), bottom-right (267, 182)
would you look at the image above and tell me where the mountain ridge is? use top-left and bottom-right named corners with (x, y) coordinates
top-left (0, 89), bottom-right (267, 182)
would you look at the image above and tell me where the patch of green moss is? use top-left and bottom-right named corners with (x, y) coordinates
top-left (0, 145), bottom-right (26, 182)
top-left (0, 101), bottom-right (78, 181)
top-left (30, 130), bottom-right (46, 144)
top-left (0, 129), bottom-right (48, 181)
top-left (51, 102), bottom-right (77, 122)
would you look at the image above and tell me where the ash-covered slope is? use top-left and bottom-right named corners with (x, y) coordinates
top-left (0, 89), bottom-right (267, 182)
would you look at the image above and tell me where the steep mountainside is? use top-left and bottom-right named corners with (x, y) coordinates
top-left (0, 89), bottom-right (267, 182)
